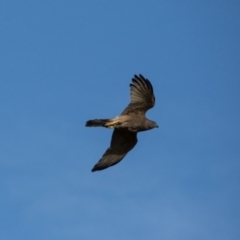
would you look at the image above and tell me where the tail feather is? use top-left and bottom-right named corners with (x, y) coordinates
top-left (85, 119), bottom-right (110, 127)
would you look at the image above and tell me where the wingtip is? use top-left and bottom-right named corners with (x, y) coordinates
top-left (91, 164), bottom-right (99, 172)
top-left (91, 162), bottom-right (108, 172)
top-left (133, 73), bottom-right (144, 79)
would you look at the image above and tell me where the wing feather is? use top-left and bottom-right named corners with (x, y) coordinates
top-left (91, 129), bottom-right (137, 172)
top-left (121, 74), bottom-right (155, 115)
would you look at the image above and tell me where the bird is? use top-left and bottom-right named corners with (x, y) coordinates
top-left (85, 74), bottom-right (158, 172)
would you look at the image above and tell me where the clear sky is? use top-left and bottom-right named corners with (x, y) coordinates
top-left (1, 1), bottom-right (240, 239)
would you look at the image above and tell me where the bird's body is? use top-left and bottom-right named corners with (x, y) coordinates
top-left (86, 114), bottom-right (155, 132)
top-left (86, 74), bottom-right (158, 172)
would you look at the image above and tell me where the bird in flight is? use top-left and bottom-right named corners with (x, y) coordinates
top-left (86, 74), bottom-right (158, 172)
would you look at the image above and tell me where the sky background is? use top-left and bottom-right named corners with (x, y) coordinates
top-left (1, 1), bottom-right (240, 239)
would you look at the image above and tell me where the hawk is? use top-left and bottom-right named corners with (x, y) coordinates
top-left (86, 74), bottom-right (158, 172)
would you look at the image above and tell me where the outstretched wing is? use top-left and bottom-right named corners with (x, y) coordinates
top-left (121, 74), bottom-right (155, 115)
top-left (91, 129), bottom-right (138, 172)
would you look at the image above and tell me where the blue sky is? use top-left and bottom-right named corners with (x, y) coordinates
top-left (1, 1), bottom-right (240, 239)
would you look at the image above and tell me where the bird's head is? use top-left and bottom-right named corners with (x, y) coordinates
top-left (152, 121), bottom-right (159, 129)
top-left (148, 120), bottom-right (159, 129)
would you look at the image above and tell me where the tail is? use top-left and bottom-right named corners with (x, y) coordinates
top-left (85, 118), bottom-right (111, 127)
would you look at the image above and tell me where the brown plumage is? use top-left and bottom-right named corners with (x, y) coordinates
top-left (86, 74), bottom-right (158, 172)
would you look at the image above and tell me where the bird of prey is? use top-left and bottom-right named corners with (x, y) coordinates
top-left (86, 74), bottom-right (158, 172)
